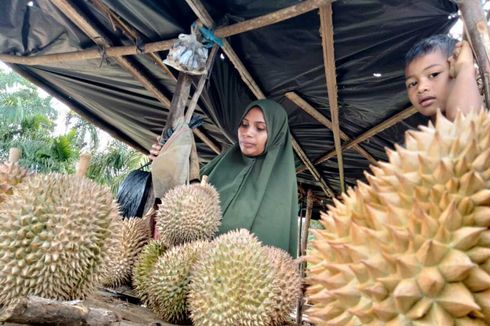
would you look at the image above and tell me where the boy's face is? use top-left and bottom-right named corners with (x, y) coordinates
top-left (405, 50), bottom-right (451, 117)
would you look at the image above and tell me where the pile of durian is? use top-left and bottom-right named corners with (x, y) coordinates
top-left (0, 149), bottom-right (301, 325)
top-left (306, 111), bottom-right (490, 325)
top-left (133, 177), bottom-right (302, 325)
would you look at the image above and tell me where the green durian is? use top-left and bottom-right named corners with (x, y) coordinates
top-left (102, 217), bottom-right (151, 288)
top-left (306, 111), bottom-right (490, 325)
top-left (148, 240), bottom-right (209, 324)
top-left (156, 179), bottom-right (221, 246)
top-left (132, 240), bottom-right (166, 307)
top-left (0, 174), bottom-right (119, 306)
top-left (188, 229), bottom-right (277, 326)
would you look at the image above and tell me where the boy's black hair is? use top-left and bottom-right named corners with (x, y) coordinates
top-left (405, 34), bottom-right (458, 68)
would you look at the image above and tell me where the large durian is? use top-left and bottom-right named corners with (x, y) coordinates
top-left (265, 246), bottom-right (303, 326)
top-left (148, 240), bottom-right (209, 324)
top-left (132, 240), bottom-right (166, 307)
top-left (156, 178), bottom-right (221, 246)
top-left (102, 217), bottom-right (151, 288)
top-left (306, 111), bottom-right (490, 325)
top-left (0, 160), bottom-right (28, 204)
top-left (189, 229), bottom-right (278, 326)
top-left (0, 174), bottom-right (119, 306)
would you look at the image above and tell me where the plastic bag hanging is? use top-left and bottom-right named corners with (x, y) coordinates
top-left (163, 24), bottom-right (208, 75)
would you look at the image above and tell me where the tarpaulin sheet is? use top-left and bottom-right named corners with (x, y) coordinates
top-left (0, 0), bottom-right (458, 205)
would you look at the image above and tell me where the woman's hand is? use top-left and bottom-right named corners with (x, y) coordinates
top-left (148, 136), bottom-right (163, 162)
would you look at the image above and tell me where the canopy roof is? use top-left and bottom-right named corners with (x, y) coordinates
top-left (0, 0), bottom-right (457, 207)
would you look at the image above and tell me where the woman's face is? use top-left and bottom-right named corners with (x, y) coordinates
top-left (238, 107), bottom-right (268, 157)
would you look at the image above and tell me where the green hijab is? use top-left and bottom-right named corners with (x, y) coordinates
top-left (201, 99), bottom-right (299, 257)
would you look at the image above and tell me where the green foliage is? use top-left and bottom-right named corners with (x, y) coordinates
top-left (87, 140), bottom-right (147, 194)
top-left (0, 69), bottom-right (146, 195)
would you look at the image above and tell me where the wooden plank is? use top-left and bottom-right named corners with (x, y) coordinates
top-left (459, 0), bottom-right (490, 109)
top-left (296, 106), bottom-right (417, 173)
top-left (0, 0), bottom-right (330, 66)
top-left (50, 0), bottom-right (172, 108)
top-left (285, 91), bottom-right (377, 165)
top-left (292, 137), bottom-right (335, 197)
top-left (160, 73), bottom-right (192, 140)
top-left (319, 4), bottom-right (345, 193)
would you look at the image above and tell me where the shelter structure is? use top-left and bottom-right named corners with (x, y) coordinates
top-left (0, 0), bottom-right (469, 208)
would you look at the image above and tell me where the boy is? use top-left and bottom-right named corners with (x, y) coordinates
top-left (404, 34), bottom-right (482, 121)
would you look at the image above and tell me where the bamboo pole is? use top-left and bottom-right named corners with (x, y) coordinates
top-left (0, 0), bottom-right (329, 67)
top-left (319, 4), bottom-right (345, 193)
top-left (76, 153), bottom-right (92, 177)
top-left (296, 106), bottom-right (417, 173)
top-left (296, 189), bottom-right (314, 325)
top-left (458, 0), bottom-right (490, 108)
top-left (285, 92), bottom-right (377, 165)
top-left (292, 138), bottom-right (335, 197)
top-left (50, 0), bottom-right (172, 108)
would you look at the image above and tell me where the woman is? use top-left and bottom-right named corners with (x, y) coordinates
top-left (150, 99), bottom-right (298, 257)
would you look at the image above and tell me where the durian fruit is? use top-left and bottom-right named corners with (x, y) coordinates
top-left (0, 160), bottom-right (29, 204)
top-left (0, 174), bottom-right (119, 306)
top-left (132, 240), bottom-right (166, 307)
top-left (188, 229), bottom-right (277, 326)
top-left (102, 217), bottom-right (151, 288)
top-left (156, 178), bottom-right (221, 246)
top-left (148, 240), bottom-right (209, 324)
top-left (306, 111), bottom-right (490, 325)
top-left (265, 246), bottom-right (303, 326)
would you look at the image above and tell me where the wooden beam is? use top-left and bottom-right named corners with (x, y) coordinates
top-left (193, 128), bottom-right (221, 154)
top-left (214, 0), bottom-right (329, 38)
top-left (319, 4), bottom-right (345, 193)
top-left (89, 0), bottom-right (177, 81)
top-left (161, 73), bottom-right (192, 140)
top-left (292, 137), bottom-right (335, 197)
top-left (296, 106), bottom-right (417, 173)
top-left (285, 91), bottom-right (377, 165)
top-left (459, 0), bottom-right (490, 109)
top-left (50, 0), bottom-right (172, 108)
top-left (0, 0), bottom-right (330, 67)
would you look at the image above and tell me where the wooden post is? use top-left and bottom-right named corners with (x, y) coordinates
top-left (8, 147), bottom-right (21, 163)
top-left (458, 0), bottom-right (490, 108)
top-left (296, 189), bottom-right (314, 325)
top-left (76, 153), bottom-right (92, 177)
top-left (319, 3), bottom-right (345, 193)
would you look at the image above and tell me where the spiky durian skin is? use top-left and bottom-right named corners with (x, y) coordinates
top-left (132, 240), bottom-right (166, 307)
top-left (102, 217), bottom-right (151, 288)
top-left (147, 240), bottom-right (209, 323)
top-left (306, 111), bottom-right (490, 325)
top-left (156, 183), bottom-right (221, 246)
top-left (0, 174), bottom-right (119, 306)
top-left (0, 161), bottom-right (28, 204)
top-left (265, 246), bottom-right (303, 326)
top-left (188, 229), bottom-right (277, 326)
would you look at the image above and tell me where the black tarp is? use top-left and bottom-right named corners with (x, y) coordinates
top-left (0, 0), bottom-right (458, 206)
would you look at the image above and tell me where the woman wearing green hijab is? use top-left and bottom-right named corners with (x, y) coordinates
top-left (201, 99), bottom-right (298, 257)
top-left (150, 99), bottom-right (299, 257)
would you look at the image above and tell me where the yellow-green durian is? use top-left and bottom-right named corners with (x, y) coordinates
top-left (306, 111), bottom-right (490, 325)
top-left (148, 240), bottom-right (209, 324)
top-left (0, 174), bottom-right (119, 306)
top-left (132, 240), bottom-right (166, 307)
top-left (188, 229), bottom-right (277, 326)
top-left (265, 246), bottom-right (303, 326)
top-left (0, 160), bottom-right (29, 204)
top-left (102, 217), bottom-right (151, 288)
top-left (156, 179), bottom-right (221, 246)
